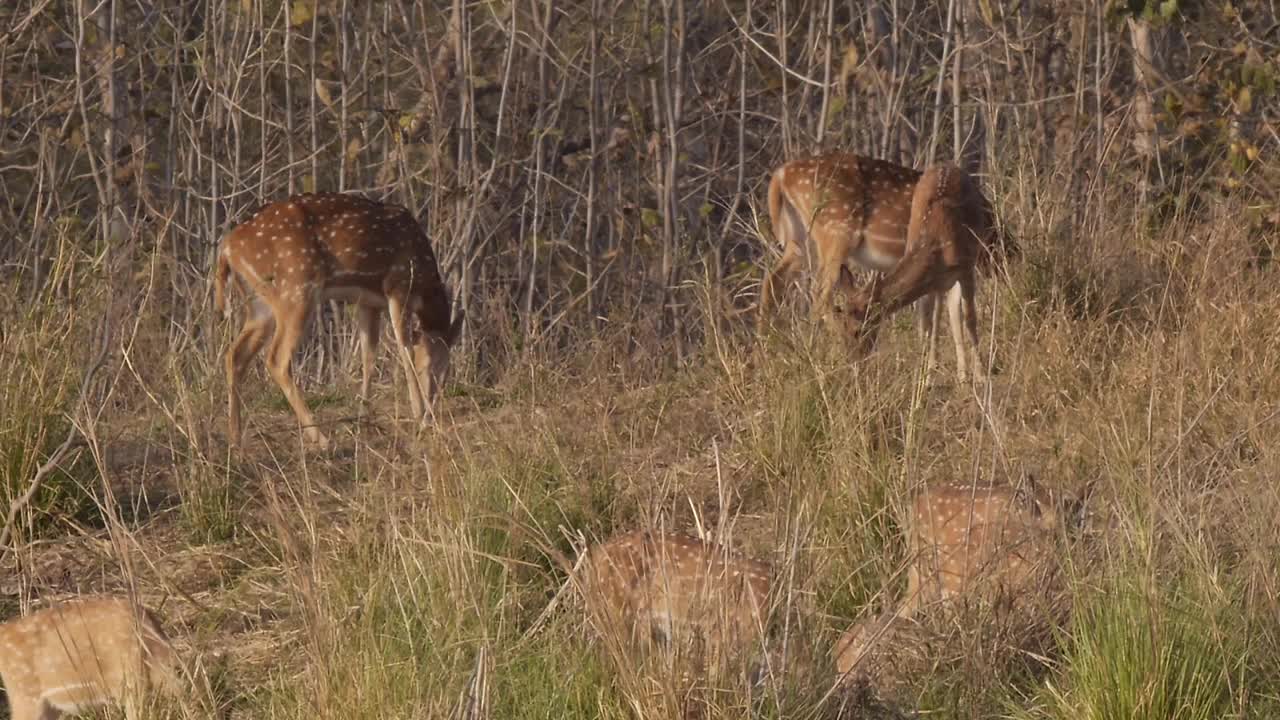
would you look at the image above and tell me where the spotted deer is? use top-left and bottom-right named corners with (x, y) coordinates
top-left (829, 163), bottom-right (1004, 382)
top-left (898, 477), bottom-right (1077, 618)
top-left (579, 530), bottom-right (775, 663)
top-left (759, 153), bottom-right (921, 322)
top-left (834, 478), bottom-right (1079, 684)
top-left (213, 192), bottom-right (465, 449)
top-left (832, 608), bottom-right (902, 684)
top-left (0, 596), bottom-right (183, 720)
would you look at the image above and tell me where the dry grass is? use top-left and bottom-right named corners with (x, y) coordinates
top-left (4, 182), bottom-right (1279, 719)
top-left (2, 2), bottom-right (1280, 718)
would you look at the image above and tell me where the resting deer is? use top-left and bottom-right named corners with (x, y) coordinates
top-left (835, 477), bottom-right (1079, 683)
top-left (578, 530), bottom-right (775, 665)
top-left (832, 608), bottom-right (902, 685)
top-left (829, 163), bottom-right (1002, 382)
top-left (213, 192), bottom-right (465, 448)
top-left (897, 477), bottom-right (1075, 618)
top-left (0, 596), bottom-right (183, 720)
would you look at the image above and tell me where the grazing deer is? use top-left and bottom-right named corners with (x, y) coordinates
top-left (759, 153), bottom-right (921, 323)
top-left (829, 163), bottom-right (1003, 382)
top-left (213, 192), bottom-right (465, 448)
top-left (0, 596), bottom-right (182, 720)
top-left (579, 530), bottom-right (775, 662)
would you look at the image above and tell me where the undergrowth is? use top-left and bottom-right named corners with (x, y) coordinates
top-left (3, 142), bottom-right (1279, 720)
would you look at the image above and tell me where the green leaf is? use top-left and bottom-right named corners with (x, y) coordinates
top-left (1236, 86), bottom-right (1253, 113)
top-left (1159, 0), bottom-right (1178, 20)
top-left (1229, 146), bottom-right (1248, 174)
top-left (826, 95), bottom-right (847, 125)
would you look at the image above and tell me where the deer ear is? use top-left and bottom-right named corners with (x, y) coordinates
top-left (446, 309), bottom-right (466, 346)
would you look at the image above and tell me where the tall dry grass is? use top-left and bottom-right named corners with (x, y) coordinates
top-left (2, 1), bottom-right (1279, 718)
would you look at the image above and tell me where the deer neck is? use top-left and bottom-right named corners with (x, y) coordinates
top-left (864, 251), bottom-right (935, 324)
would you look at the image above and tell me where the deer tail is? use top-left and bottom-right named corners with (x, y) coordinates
top-left (766, 169), bottom-right (787, 247)
top-left (212, 246), bottom-right (233, 319)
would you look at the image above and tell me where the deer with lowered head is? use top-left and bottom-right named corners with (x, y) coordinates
top-left (828, 163), bottom-right (1005, 382)
top-left (759, 153), bottom-right (1007, 381)
top-left (0, 595), bottom-right (185, 720)
top-left (213, 192), bottom-right (465, 449)
top-left (759, 153), bottom-right (922, 323)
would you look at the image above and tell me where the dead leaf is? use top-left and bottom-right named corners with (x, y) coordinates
top-left (290, 0), bottom-right (315, 27)
top-left (314, 78), bottom-right (334, 109)
top-left (1236, 86), bottom-right (1253, 114)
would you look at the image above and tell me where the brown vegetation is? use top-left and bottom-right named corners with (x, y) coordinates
top-left (1, 1), bottom-right (1278, 719)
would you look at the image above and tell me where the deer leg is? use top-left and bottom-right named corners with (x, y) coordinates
top-left (760, 184), bottom-right (806, 322)
top-left (959, 271), bottom-right (986, 382)
top-left (226, 301), bottom-right (275, 448)
top-left (813, 238), bottom-right (852, 319)
top-left (916, 293), bottom-right (941, 375)
top-left (896, 565), bottom-right (924, 620)
top-left (265, 299), bottom-right (329, 448)
top-left (386, 295), bottom-right (427, 422)
top-left (915, 293), bottom-right (935, 341)
top-left (945, 282), bottom-right (970, 383)
top-left (355, 304), bottom-right (381, 401)
top-left (7, 693), bottom-right (45, 720)
top-left (946, 274), bottom-right (987, 384)
top-left (759, 240), bottom-right (802, 323)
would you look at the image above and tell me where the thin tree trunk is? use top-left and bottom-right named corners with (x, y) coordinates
top-left (1127, 16), bottom-right (1162, 203)
top-left (585, 0), bottom-right (602, 323)
top-left (658, 0), bottom-right (686, 356)
top-left (816, 0), bottom-right (836, 143)
top-left (927, 0), bottom-right (958, 164)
